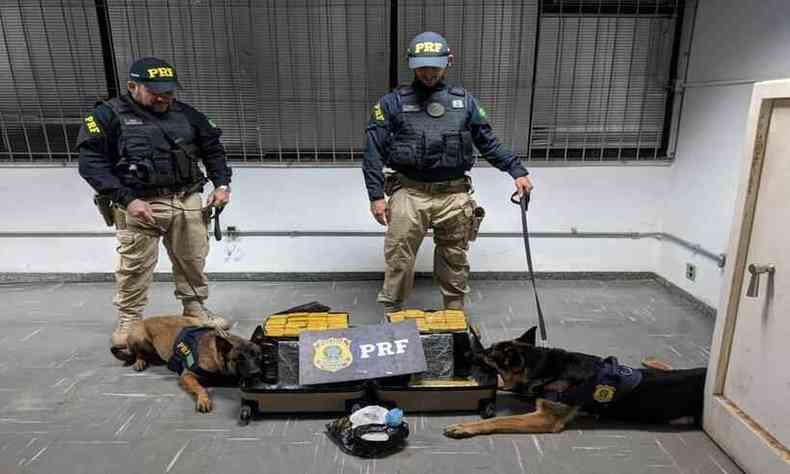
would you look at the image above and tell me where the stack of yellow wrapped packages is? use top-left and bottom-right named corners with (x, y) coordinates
top-left (386, 309), bottom-right (468, 333)
top-left (263, 312), bottom-right (349, 338)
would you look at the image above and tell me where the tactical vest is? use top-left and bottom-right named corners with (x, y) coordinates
top-left (105, 96), bottom-right (203, 191)
top-left (388, 85), bottom-right (475, 172)
top-left (544, 357), bottom-right (643, 411)
top-left (167, 326), bottom-right (215, 377)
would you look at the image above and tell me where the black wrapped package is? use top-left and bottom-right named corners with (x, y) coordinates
top-left (326, 406), bottom-right (409, 458)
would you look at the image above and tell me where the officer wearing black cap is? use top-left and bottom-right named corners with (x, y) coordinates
top-left (363, 32), bottom-right (534, 313)
top-left (77, 57), bottom-right (232, 349)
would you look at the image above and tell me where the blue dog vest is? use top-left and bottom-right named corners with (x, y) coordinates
top-left (167, 326), bottom-right (215, 377)
top-left (545, 357), bottom-right (642, 410)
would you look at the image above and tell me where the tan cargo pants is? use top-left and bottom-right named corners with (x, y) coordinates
top-left (112, 192), bottom-right (211, 320)
top-left (377, 180), bottom-right (476, 310)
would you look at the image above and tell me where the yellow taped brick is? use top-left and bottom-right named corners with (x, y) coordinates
top-left (263, 311), bottom-right (350, 337)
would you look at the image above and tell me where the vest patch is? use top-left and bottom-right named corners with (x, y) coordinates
top-left (84, 115), bottom-right (101, 135)
top-left (372, 103), bottom-right (385, 122)
top-left (426, 102), bottom-right (446, 118)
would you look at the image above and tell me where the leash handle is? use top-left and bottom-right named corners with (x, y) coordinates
top-left (510, 191), bottom-right (530, 208)
top-left (512, 191), bottom-right (548, 342)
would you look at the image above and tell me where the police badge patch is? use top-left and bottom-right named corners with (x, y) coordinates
top-left (313, 337), bottom-right (353, 373)
top-left (426, 102), bottom-right (445, 118)
top-left (593, 384), bottom-right (616, 403)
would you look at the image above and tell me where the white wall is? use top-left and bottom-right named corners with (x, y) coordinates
top-left (1, 166), bottom-right (667, 274)
top-left (657, 0), bottom-right (790, 308)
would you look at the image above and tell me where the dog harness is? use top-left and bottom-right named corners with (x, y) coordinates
top-left (544, 357), bottom-right (642, 410)
top-left (167, 326), bottom-right (216, 377)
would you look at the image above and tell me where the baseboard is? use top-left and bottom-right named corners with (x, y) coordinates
top-left (0, 270), bottom-right (715, 318)
top-left (650, 274), bottom-right (717, 319)
top-left (1, 271), bottom-right (656, 284)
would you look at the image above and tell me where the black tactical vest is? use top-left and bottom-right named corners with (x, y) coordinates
top-left (388, 85), bottom-right (475, 172)
top-left (106, 96), bottom-right (203, 191)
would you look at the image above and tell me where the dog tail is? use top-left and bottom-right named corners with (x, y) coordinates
top-left (110, 346), bottom-right (135, 366)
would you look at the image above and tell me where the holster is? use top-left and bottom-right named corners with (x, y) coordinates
top-left (93, 194), bottom-right (115, 227)
top-left (468, 199), bottom-right (485, 242)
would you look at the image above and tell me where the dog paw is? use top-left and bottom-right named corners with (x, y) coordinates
top-left (444, 424), bottom-right (475, 439)
top-left (641, 356), bottom-right (673, 371)
top-left (196, 397), bottom-right (213, 413)
top-left (133, 359), bottom-right (148, 371)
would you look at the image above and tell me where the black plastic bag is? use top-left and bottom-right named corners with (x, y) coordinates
top-left (326, 408), bottom-right (409, 458)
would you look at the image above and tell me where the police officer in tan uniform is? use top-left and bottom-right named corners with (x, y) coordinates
top-left (363, 32), bottom-right (534, 313)
top-left (77, 58), bottom-right (232, 349)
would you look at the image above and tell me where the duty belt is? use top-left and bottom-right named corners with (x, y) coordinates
top-left (396, 174), bottom-right (470, 194)
top-left (134, 179), bottom-right (204, 199)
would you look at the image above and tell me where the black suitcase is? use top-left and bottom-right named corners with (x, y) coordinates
top-left (239, 304), bottom-right (497, 424)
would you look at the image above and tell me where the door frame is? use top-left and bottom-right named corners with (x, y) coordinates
top-left (704, 79), bottom-right (790, 473)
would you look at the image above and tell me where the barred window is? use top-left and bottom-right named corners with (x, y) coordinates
top-left (0, 0), bottom-right (682, 165)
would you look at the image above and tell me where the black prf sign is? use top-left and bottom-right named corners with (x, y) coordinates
top-left (298, 320), bottom-right (427, 385)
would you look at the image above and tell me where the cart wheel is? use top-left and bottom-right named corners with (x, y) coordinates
top-left (239, 405), bottom-right (253, 426)
top-left (480, 400), bottom-right (496, 419)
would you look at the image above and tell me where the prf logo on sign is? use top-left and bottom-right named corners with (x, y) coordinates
top-left (360, 339), bottom-right (409, 359)
top-left (299, 320), bottom-right (426, 385)
top-left (313, 337), bottom-right (353, 373)
top-left (147, 67), bottom-right (174, 79)
top-left (414, 42), bottom-right (443, 54)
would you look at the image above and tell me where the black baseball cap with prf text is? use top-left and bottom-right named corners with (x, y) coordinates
top-left (128, 57), bottom-right (181, 94)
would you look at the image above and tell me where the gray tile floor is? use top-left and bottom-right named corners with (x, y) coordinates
top-left (0, 279), bottom-right (741, 474)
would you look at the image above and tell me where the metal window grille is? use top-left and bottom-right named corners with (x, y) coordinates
top-left (0, 0), bottom-right (683, 165)
top-left (530, 0), bottom-right (682, 161)
top-left (0, 0), bottom-right (107, 162)
top-left (107, 0), bottom-right (389, 164)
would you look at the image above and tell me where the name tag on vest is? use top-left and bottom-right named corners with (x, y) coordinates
top-left (299, 321), bottom-right (426, 385)
top-left (122, 118), bottom-right (144, 126)
top-left (402, 104), bottom-right (421, 112)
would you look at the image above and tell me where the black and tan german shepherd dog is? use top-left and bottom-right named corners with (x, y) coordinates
top-left (444, 327), bottom-right (706, 438)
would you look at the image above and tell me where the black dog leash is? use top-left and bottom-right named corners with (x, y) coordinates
top-left (510, 191), bottom-right (548, 343)
top-left (213, 205), bottom-right (224, 241)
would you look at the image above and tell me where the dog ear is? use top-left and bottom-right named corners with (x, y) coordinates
top-left (516, 326), bottom-right (537, 346)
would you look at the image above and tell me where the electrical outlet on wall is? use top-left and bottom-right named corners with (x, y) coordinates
top-left (686, 263), bottom-right (696, 281)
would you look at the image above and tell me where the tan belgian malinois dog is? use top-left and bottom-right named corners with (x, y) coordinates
top-left (111, 315), bottom-right (264, 413)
